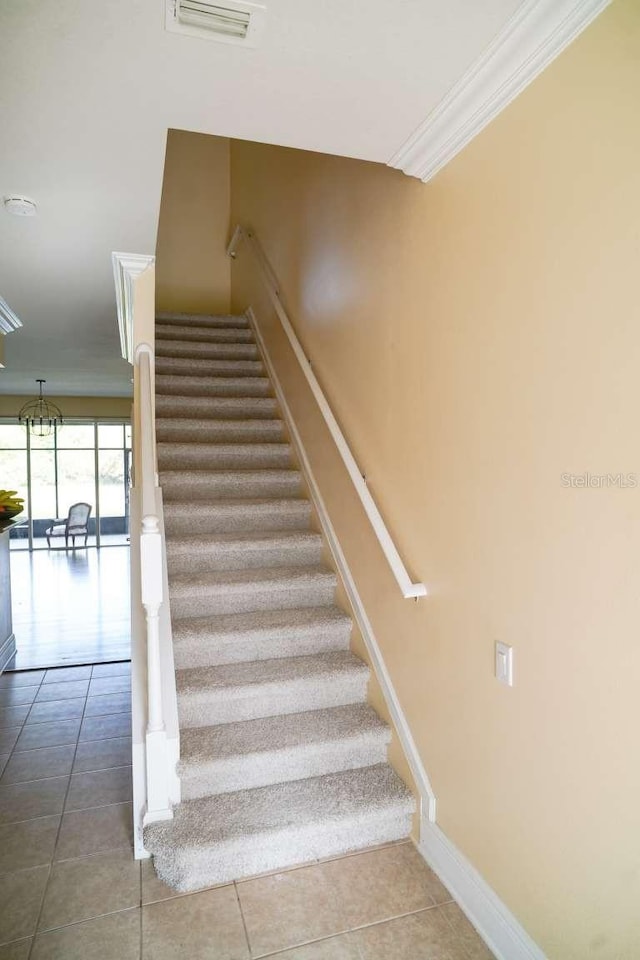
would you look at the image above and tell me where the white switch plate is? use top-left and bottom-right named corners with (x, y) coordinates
top-left (495, 642), bottom-right (513, 686)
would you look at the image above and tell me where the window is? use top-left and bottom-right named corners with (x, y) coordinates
top-left (0, 419), bottom-right (131, 550)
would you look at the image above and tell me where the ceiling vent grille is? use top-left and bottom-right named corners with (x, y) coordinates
top-left (0, 296), bottom-right (22, 335)
top-left (166, 0), bottom-right (266, 47)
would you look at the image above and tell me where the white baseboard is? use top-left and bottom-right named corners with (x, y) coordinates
top-left (419, 819), bottom-right (547, 960)
top-left (245, 306), bottom-right (437, 824)
top-left (0, 633), bottom-right (16, 673)
top-left (245, 304), bottom-right (546, 960)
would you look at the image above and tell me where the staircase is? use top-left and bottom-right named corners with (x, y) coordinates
top-left (143, 313), bottom-right (414, 891)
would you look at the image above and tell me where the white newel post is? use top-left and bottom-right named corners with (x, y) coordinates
top-left (137, 345), bottom-right (173, 825)
top-left (113, 255), bottom-right (179, 856)
top-left (141, 517), bottom-right (172, 823)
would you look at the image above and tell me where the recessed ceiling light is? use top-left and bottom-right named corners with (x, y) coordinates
top-left (3, 196), bottom-right (37, 217)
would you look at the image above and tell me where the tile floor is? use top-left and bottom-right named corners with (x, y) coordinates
top-left (0, 663), bottom-right (494, 959)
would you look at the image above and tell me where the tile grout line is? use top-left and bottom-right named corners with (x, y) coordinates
top-left (0, 775), bottom-right (134, 829)
top-left (250, 900), bottom-right (458, 960)
top-left (34, 904), bottom-right (141, 939)
top-left (233, 880), bottom-right (254, 959)
top-left (438, 901), bottom-right (481, 960)
top-left (1, 671), bottom-right (48, 784)
top-left (232, 839), bottom-right (412, 889)
top-left (17, 672), bottom-right (59, 960)
top-left (0, 755), bottom-right (133, 787)
top-left (27, 683), bottom-right (92, 959)
top-left (8, 717), bottom-right (133, 754)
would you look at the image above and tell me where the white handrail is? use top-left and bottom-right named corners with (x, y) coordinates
top-left (227, 225), bottom-right (427, 600)
top-left (134, 342), bottom-right (173, 825)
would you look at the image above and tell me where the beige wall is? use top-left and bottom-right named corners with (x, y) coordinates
top-left (0, 396), bottom-right (131, 419)
top-left (155, 130), bottom-right (230, 315)
top-left (229, 2), bottom-right (640, 956)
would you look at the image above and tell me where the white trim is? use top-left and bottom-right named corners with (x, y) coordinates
top-left (0, 633), bottom-right (16, 673)
top-left (419, 818), bottom-right (547, 960)
top-left (112, 252), bottom-right (155, 363)
top-left (0, 296), bottom-right (22, 334)
top-left (246, 305), bottom-right (437, 823)
top-left (389, 0), bottom-right (611, 182)
top-left (229, 227), bottom-right (426, 600)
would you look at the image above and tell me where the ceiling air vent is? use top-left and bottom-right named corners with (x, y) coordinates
top-left (166, 0), bottom-right (266, 47)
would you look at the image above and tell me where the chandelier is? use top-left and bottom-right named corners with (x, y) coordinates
top-left (18, 380), bottom-right (63, 438)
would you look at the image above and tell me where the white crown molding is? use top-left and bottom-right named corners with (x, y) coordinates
top-left (419, 819), bottom-right (547, 960)
top-left (112, 252), bottom-right (155, 363)
top-left (389, 0), bottom-right (612, 182)
top-left (0, 296), bottom-right (23, 335)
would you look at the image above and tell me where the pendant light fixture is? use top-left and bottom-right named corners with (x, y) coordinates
top-left (18, 380), bottom-right (63, 437)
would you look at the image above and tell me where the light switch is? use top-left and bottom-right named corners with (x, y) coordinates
top-left (495, 642), bottom-right (513, 687)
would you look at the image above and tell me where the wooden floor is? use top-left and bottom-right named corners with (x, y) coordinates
top-left (7, 546), bottom-right (130, 671)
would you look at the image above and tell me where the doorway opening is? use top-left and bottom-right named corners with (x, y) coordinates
top-left (0, 419), bottom-right (132, 671)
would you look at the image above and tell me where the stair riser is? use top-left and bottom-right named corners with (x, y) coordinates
top-left (156, 327), bottom-right (254, 343)
top-left (156, 420), bottom-right (285, 444)
top-left (167, 539), bottom-right (323, 575)
top-left (177, 669), bottom-right (367, 728)
top-left (150, 812), bottom-right (414, 892)
top-left (163, 502), bottom-right (311, 536)
top-left (155, 358), bottom-right (263, 377)
top-left (156, 398), bottom-right (278, 420)
top-left (179, 733), bottom-right (390, 800)
top-left (156, 314), bottom-right (249, 329)
top-left (156, 376), bottom-right (271, 398)
top-left (161, 473), bottom-right (302, 501)
top-left (157, 445), bottom-right (292, 471)
top-left (170, 574), bottom-right (336, 619)
top-left (173, 622), bottom-right (351, 668)
top-left (156, 342), bottom-right (258, 360)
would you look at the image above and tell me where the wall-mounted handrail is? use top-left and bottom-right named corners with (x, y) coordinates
top-left (227, 225), bottom-right (427, 600)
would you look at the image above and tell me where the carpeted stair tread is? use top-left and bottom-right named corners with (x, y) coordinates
top-left (156, 340), bottom-right (258, 361)
top-left (163, 498), bottom-right (312, 535)
top-left (177, 649), bottom-right (366, 696)
top-left (172, 606), bottom-right (352, 668)
top-left (156, 395), bottom-right (278, 420)
top-left (148, 311), bottom-right (413, 889)
top-left (178, 704), bottom-right (390, 799)
top-left (157, 442), bottom-right (292, 471)
top-left (166, 530), bottom-right (323, 574)
top-left (156, 418), bottom-right (285, 444)
top-left (155, 357), bottom-right (264, 377)
top-left (156, 312), bottom-right (249, 328)
top-left (169, 564), bottom-right (337, 618)
top-left (143, 764), bottom-right (415, 890)
top-left (181, 703), bottom-right (387, 762)
top-left (156, 375), bottom-right (272, 398)
top-left (160, 468), bottom-right (302, 501)
top-left (176, 649), bottom-right (368, 727)
top-left (156, 325), bottom-right (254, 343)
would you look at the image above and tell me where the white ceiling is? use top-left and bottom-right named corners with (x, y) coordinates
top-left (0, 0), bottom-right (524, 397)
